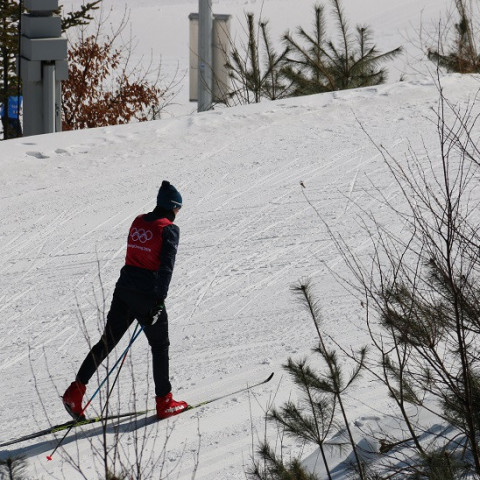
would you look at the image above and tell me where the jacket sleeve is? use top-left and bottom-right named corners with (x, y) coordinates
top-left (155, 224), bottom-right (180, 300)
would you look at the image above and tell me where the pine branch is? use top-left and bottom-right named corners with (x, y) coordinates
top-left (60, 1), bottom-right (102, 32)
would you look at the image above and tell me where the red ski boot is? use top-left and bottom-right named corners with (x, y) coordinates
top-left (156, 392), bottom-right (188, 420)
top-left (62, 380), bottom-right (86, 420)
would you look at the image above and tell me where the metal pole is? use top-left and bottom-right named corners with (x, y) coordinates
top-left (198, 0), bottom-right (213, 112)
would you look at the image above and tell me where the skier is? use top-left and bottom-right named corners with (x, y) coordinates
top-left (62, 181), bottom-right (188, 420)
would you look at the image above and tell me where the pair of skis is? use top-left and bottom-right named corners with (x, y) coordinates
top-left (0, 372), bottom-right (274, 453)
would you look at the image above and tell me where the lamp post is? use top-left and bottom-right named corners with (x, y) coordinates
top-left (197, 0), bottom-right (213, 112)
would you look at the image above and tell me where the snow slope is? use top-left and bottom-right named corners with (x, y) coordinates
top-left (1, 73), bottom-right (479, 479)
top-left (2, 0), bottom-right (480, 477)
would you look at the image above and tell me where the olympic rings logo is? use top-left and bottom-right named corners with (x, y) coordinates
top-left (130, 228), bottom-right (153, 244)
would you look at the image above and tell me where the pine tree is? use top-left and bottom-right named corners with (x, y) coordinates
top-left (0, 0), bottom-right (22, 139)
top-left (252, 281), bottom-right (368, 480)
top-left (282, 1), bottom-right (402, 94)
top-left (281, 5), bottom-right (332, 95)
top-left (0, 456), bottom-right (28, 479)
top-left (428, 0), bottom-right (480, 73)
top-left (60, 1), bottom-right (102, 32)
top-left (225, 13), bottom-right (291, 105)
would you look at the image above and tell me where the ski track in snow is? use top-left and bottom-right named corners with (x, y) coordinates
top-left (0, 75), bottom-right (479, 479)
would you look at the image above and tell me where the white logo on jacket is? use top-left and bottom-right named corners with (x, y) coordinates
top-left (130, 228), bottom-right (153, 244)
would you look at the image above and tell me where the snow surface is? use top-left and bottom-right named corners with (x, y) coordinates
top-left (1, 0), bottom-right (480, 479)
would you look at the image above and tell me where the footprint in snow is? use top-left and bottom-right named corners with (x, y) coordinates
top-left (26, 151), bottom-right (50, 159)
top-left (54, 148), bottom-right (70, 155)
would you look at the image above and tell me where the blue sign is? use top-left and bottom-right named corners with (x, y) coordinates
top-left (0, 96), bottom-right (23, 119)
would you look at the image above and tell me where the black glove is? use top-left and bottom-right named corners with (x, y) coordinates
top-left (151, 300), bottom-right (165, 319)
top-left (139, 301), bottom-right (165, 326)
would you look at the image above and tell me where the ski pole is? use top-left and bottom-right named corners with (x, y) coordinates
top-left (101, 323), bottom-right (141, 417)
top-left (47, 325), bottom-right (144, 461)
top-left (82, 324), bottom-right (144, 415)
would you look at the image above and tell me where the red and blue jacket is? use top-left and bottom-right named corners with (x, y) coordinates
top-left (116, 209), bottom-right (179, 300)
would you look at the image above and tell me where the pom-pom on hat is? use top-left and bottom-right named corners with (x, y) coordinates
top-left (157, 181), bottom-right (183, 211)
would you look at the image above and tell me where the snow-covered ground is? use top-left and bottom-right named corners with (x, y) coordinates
top-left (1, 0), bottom-right (480, 479)
top-left (1, 73), bottom-right (479, 479)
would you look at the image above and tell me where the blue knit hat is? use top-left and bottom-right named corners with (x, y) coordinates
top-left (157, 181), bottom-right (183, 210)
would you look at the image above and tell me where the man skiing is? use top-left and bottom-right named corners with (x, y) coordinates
top-left (62, 181), bottom-right (188, 420)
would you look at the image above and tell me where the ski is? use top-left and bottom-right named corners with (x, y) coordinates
top-left (0, 410), bottom-right (148, 448)
top-left (0, 372), bottom-right (274, 449)
top-left (187, 371), bottom-right (274, 410)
